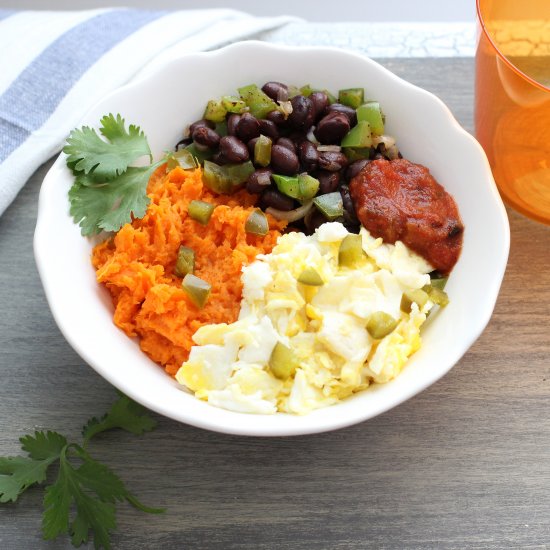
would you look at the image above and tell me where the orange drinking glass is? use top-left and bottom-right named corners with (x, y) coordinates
top-left (475, 0), bottom-right (550, 224)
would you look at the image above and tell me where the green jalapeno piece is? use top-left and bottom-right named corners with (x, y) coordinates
top-left (338, 234), bottom-right (364, 267)
top-left (297, 173), bottom-right (320, 201)
top-left (400, 289), bottom-right (429, 313)
top-left (297, 267), bottom-right (324, 286)
top-left (254, 135), bottom-right (272, 168)
top-left (174, 246), bottom-right (195, 278)
top-left (366, 311), bottom-right (398, 339)
top-left (182, 273), bottom-right (211, 309)
top-left (245, 208), bottom-right (269, 236)
top-left (188, 200), bottom-right (215, 225)
top-left (269, 342), bottom-right (299, 380)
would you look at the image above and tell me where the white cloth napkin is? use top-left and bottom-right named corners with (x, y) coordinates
top-left (0, 8), bottom-right (295, 217)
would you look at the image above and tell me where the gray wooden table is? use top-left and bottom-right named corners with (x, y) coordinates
top-left (1, 58), bottom-right (550, 549)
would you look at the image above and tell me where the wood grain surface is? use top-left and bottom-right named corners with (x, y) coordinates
top-left (1, 58), bottom-right (550, 550)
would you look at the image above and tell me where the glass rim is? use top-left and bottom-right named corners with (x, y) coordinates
top-left (476, 0), bottom-right (550, 94)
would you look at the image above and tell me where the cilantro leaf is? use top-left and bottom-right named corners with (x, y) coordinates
top-left (43, 446), bottom-right (116, 550)
top-left (69, 164), bottom-right (162, 236)
top-left (63, 114), bottom-right (151, 179)
top-left (0, 455), bottom-right (57, 503)
top-left (20, 431), bottom-right (68, 461)
top-left (82, 392), bottom-right (157, 442)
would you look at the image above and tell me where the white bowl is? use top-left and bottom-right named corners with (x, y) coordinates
top-left (34, 41), bottom-right (509, 436)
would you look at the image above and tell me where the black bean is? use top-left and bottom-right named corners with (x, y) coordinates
top-left (258, 119), bottom-right (279, 141)
top-left (262, 81), bottom-right (289, 102)
top-left (340, 184), bottom-right (357, 219)
top-left (219, 136), bottom-right (249, 163)
top-left (212, 151), bottom-right (228, 165)
top-left (317, 170), bottom-right (341, 194)
top-left (192, 126), bottom-right (220, 149)
top-left (298, 141), bottom-right (319, 172)
top-left (326, 103), bottom-right (357, 126)
top-left (266, 109), bottom-right (286, 126)
top-left (309, 91), bottom-right (329, 120)
top-left (314, 112), bottom-right (350, 144)
top-left (270, 144), bottom-right (300, 175)
top-left (304, 208), bottom-right (327, 234)
top-left (236, 112), bottom-right (261, 143)
top-left (246, 168), bottom-right (273, 194)
top-left (288, 95), bottom-right (315, 131)
top-left (276, 137), bottom-right (297, 154)
top-left (189, 119), bottom-right (215, 135)
top-left (227, 114), bottom-right (241, 136)
top-left (346, 159), bottom-right (370, 180)
top-left (260, 188), bottom-right (295, 211)
top-left (318, 150), bottom-right (348, 172)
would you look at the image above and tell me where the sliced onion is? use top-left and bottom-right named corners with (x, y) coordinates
top-left (266, 201), bottom-right (313, 222)
top-left (317, 145), bottom-right (341, 153)
top-left (306, 126), bottom-right (319, 144)
top-left (386, 144), bottom-right (400, 160)
top-left (257, 172), bottom-right (271, 186)
top-left (372, 134), bottom-right (396, 149)
top-left (278, 100), bottom-right (293, 118)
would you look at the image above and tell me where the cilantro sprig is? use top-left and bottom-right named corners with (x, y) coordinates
top-left (0, 392), bottom-right (164, 549)
top-left (64, 114), bottom-right (163, 236)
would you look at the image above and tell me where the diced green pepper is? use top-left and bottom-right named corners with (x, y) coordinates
top-left (323, 89), bottom-right (337, 105)
top-left (273, 174), bottom-right (300, 199)
top-left (184, 142), bottom-right (213, 165)
top-left (297, 173), bottom-right (320, 201)
top-left (202, 160), bottom-right (255, 194)
top-left (297, 267), bottom-right (324, 286)
top-left (400, 289), bottom-right (429, 313)
top-left (366, 311), bottom-right (398, 339)
top-left (341, 120), bottom-right (373, 148)
top-left (245, 208), bottom-right (269, 236)
top-left (357, 102), bottom-right (385, 135)
top-left (215, 120), bottom-right (228, 137)
top-left (254, 135), bottom-right (272, 167)
top-left (238, 84), bottom-right (279, 119)
top-left (313, 192), bottom-right (344, 220)
top-left (338, 88), bottom-right (364, 109)
top-left (343, 147), bottom-right (372, 162)
top-left (338, 234), bottom-right (364, 267)
top-left (221, 95), bottom-right (248, 114)
top-left (188, 200), bottom-right (215, 225)
top-left (300, 84), bottom-right (314, 97)
top-left (182, 273), bottom-right (211, 309)
top-left (287, 85), bottom-right (301, 98)
top-left (174, 246), bottom-right (195, 278)
top-left (203, 99), bottom-right (227, 122)
top-left (166, 149), bottom-right (198, 171)
top-left (269, 342), bottom-right (299, 380)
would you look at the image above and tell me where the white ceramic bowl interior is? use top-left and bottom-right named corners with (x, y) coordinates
top-left (34, 41), bottom-right (509, 436)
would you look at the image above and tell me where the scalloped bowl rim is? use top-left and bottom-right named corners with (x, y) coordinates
top-left (34, 41), bottom-right (510, 436)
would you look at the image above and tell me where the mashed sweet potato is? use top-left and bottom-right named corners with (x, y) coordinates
top-left (92, 165), bottom-right (286, 375)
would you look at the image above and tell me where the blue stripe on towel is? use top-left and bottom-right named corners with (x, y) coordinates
top-left (0, 9), bottom-right (166, 162)
top-left (0, 10), bottom-right (15, 21)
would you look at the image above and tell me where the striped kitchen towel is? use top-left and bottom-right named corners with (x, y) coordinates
top-left (0, 8), bottom-right (296, 217)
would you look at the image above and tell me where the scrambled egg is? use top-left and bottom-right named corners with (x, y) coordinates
top-left (176, 223), bottom-right (435, 415)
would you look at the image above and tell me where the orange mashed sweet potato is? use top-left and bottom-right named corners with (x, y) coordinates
top-left (92, 165), bottom-right (286, 376)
